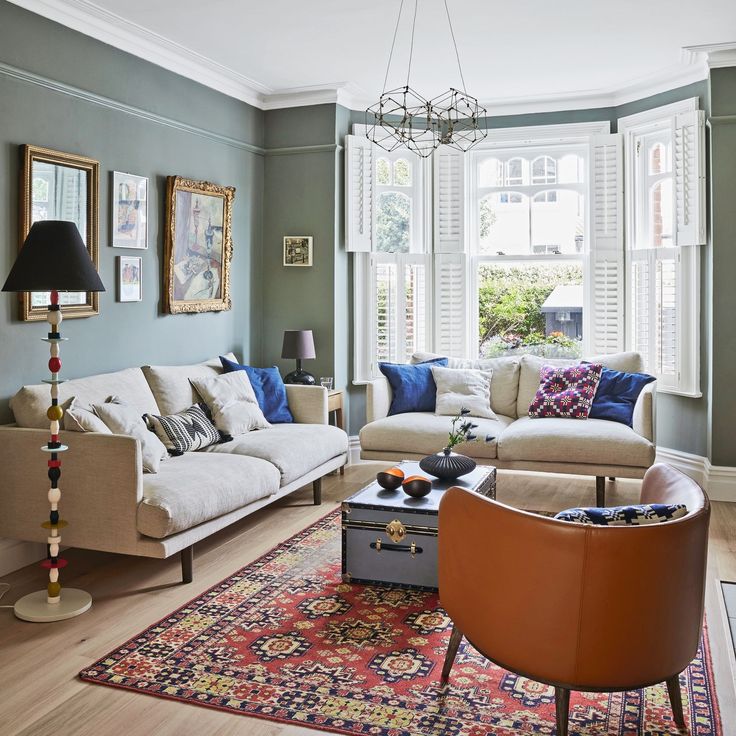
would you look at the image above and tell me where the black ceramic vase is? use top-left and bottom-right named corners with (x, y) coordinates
top-left (419, 447), bottom-right (476, 480)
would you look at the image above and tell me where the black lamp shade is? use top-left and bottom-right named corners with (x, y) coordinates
top-left (281, 329), bottom-right (316, 360)
top-left (2, 220), bottom-right (105, 293)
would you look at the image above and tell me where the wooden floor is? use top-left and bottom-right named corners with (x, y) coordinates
top-left (1, 462), bottom-right (735, 736)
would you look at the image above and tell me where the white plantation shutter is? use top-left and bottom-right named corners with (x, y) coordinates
top-left (434, 147), bottom-right (465, 253)
top-left (673, 110), bottom-right (706, 246)
top-left (586, 134), bottom-right (624, 354)
top-left (404, 261), bottom-right (428, 361)
top-left (373, 258), bottom-right (398, 364)
top-left (434, 253), bottom-right (468, 357)
top-left (345, 134), bottom-right (373, 252)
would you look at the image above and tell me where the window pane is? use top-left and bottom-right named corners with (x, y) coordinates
top-left (478, 157), bottom-right (503, 187)
top-left (393, 159), bottom-right (411, 186)
top-left (506, 158), bottom-right (524, 185)
top-left (478, 193), bottom-right (529, 255)
top-left (532, 155), bottom-right (556, 184)
top-left (404, 262), bottom-right (426, 361)
top-left (376, 157), bottom-right (391, 185)
top-left (477, 261), bottom-right (583, 358)
top-left (650, 179), bottom-right (673, 247)
top-left (376, 192), bottom-right (411, 253)
top-left (375, 262), bottom-right (398, 362)
top-left (531, 189), bottom-right (584, 254)
top-left (557, 153), bottom-right (585, 184)
top-left (648, 141), bottom-right (671, 175)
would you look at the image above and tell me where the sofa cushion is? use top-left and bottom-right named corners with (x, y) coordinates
top-left (528, 363), bottom-right (602, 419)
top-left (412, 352), bottom-right (521, 418)
top-left (380, 358), bottom-right (448, 415)
top-left (144, 403), bottom-right (222, 455)
top-left (63, 397), bottom-right (113, 433)
top-left (11, 366), bottom-right (159, 429)
top-left (516, 352), bottom-right (645, 418)
top-left (138, 452), bottom-right (279, 538)
top-left (142, 353), bottom-right (238, 415)
top-left (497, 416), bottom-right (655, 468)
top-left (360, 412), bottom-right (514, 460)
top-left (203, 424), bottom-right (348, 485)
top-left (431, 365), bottom-right (497, 420)
top-left (588, 368), bottom-right (656, 427)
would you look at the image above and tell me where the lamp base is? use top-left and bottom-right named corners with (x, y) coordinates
top-left (14, 588), bottom-right (92, 622)
top-left (283, 369), bottom-right (316, 385)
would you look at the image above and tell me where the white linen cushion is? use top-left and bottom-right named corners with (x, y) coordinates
top-left (412, 352), bottom-right (520, 418)
top-left (359, 412), bottom-right (514, 460)
top-left (190, 371), bottom-right (270, 437)
top-left (63, 397), bottom-right (112, 433)
top-left (497, 415), bottom-right (655, 468)
top-left (138, 452), bottom-right (279, 538)
top-left (516, 352), bottom-right (645, 418)
top-left (92, 401), bottom-right (168, 473)
top-left (203, 423), bottom-right (348, 485)
top-left (142, 353), bottom-right (237, 415)
top-left (431, 365), bottom-right (497, 420)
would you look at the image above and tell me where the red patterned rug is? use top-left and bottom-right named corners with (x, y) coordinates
top-left (80, 511), bottom-right (722, 735)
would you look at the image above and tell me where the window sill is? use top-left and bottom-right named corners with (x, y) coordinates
top-left (656, 387), bottom-right (702, 399)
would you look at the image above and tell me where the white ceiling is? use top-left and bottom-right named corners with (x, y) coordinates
top-left (12, 0), bottom-right (736, 111)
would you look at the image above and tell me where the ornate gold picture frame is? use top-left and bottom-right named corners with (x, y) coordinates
top-left (19, 144), bottom-right (100, 321)
top-left (164, 176), bottom-right (235, 314)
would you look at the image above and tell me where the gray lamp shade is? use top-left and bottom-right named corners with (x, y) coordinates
top-left (281, 329), bottom-right (316, 360)
top-left (2, 220), bottom-right (105, 293)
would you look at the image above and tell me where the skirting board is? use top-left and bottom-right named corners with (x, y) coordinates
top-left (0, 539), bottom-right (45, 578)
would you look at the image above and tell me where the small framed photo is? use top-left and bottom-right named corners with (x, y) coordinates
top-left (283, 236), bottom-right (313, 267)
top-left (112, 171), bottom-right (148, 249)
top-left (118, 256), bottom-right (142, 302)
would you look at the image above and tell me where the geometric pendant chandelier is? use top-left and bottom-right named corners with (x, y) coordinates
top-left (367, 0), bottom-right (488, 157)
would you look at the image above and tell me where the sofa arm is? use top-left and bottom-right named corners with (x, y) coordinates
top-left (285, 385), bottom-right (328, 424)
top-left (632, 381), bottom-right (656, 444)
top-left (366, 376), bottom-right (392, 423)
top-left (0, 427), bottom-right (143, 555)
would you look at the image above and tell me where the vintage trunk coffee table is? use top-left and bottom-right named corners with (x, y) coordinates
top-left (341, 461), bottom-right (496, 591)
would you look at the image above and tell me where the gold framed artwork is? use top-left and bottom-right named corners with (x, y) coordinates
top-left (164, 176), bottom-right (235, 314)
top-left (283, 236), bottom-right (313, 267)
top-left (19, 144), bottom-right (100, 321)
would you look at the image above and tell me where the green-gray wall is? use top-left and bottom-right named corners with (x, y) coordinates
top-left (0, 1), bottom-right (265, 423)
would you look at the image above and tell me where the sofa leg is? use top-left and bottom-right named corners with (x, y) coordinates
top-left (609, 477), bottom-right (616, 482)
top-left (181, 545), bottom-right (193, 584)
top-left (440, 625), bottom-right (463, 685)
top-left (555, 687), bottom-right (570, 736)
top-left (595, 476), bottom-right (606, 506)
top-left (313, 478), bottom-right (322, 505)
top-left (666, 674), bottom-right (686, 728)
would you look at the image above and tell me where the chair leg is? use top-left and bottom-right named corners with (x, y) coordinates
top-left (666, 674), bottom-right (686, 728)
top-left (555, 687), bottom-right (570, 736)
top-left (595, 476), bottom-right (606, 506)
top-left (313, 478), bottom-right (322, 505)
top-left (181, 545), bottom-right (193, 584)
top-left (608, 477), bottom-right (616, 482)
top-left (440, 625), bottom-right (463, 685)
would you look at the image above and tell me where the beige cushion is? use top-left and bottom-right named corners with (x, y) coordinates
top-left (190, 371), bottom-right (270, 436)
top-left (138, 452), bottom-right (279, 538)
top-left (359, 412), bottom-right (514, 460)
top-left (63, 397), bottom-right (112, 433)
top-left (10, 366), bottom-right (159, 429)
top-left (204, 424), bottom-right (348, 485)
top-left (93, 402), bottom-right (168, 474)
top-left (516, 352), bottom-right (645, 418)
top-left (497, 416), bottom-right (655, 468)
top-left (431, 366), bottom-right (497, 420)
top-left (142, 353), bottom-right (237, 415)
top-left (412, 352), bottom-right (520, 418)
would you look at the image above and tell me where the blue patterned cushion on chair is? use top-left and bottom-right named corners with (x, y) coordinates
top-left (554, 504), bottom-right (688, 526)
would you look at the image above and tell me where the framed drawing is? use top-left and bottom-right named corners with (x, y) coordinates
top-left (19, 144), bottom-right (100, 321)
top-left (112, 171), bottom-right (148, 249)
top-left (118, 256), bottom-right (142, 302)
top-left (283, 236), bottom-right (313, 267)
top-left (164, 176), bottom-right (235, 314)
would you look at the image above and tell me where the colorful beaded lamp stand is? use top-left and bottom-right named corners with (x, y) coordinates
top-left (13, 291), bottom-right (92, 622)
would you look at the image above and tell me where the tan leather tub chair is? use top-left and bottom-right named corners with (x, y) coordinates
top-left (438, 464), bottom-right (710, 735)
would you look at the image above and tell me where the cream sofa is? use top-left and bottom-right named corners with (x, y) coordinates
top-left (0, 355), bottom-right (348, 582)
top-left (360, 351), bottom-right (656, 505)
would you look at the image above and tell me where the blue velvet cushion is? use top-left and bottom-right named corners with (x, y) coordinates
top-left (588, 367), bottom-right (655, 426)
top-left (219, 356), bottom-right (293, 424)
top-left (554, 504), bottom-right (687, 526)
top-left (379, 358), bottom-right (449, 416)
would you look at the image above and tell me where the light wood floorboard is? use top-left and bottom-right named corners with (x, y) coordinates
top-left (0, 463), bottom-right (734, 735)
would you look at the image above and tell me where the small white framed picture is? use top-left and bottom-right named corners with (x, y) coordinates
top-left (112, 171), bottom-right (148, 249)
top-left (283, 236), bottom-right (313, 267)
top-left (118, 256), bottom-right (142, 302)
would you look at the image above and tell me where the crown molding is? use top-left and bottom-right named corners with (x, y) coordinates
top-left (683, 42), bottom-right (736, 69)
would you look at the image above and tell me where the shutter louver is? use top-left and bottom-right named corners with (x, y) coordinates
top-left (346, 135), bottom-right (373, 252)
top-left (655, 252), bottom-right (678, 384)
top-left (373, 259), bottom-right (397, 363)
top-left (586, 134), bottom-right (624, 354)
top-left (405, 262), bottom-right (427, 361)
top-left (434, 253), bottom-right (467, 357)
top-left (673, 110), bottom-right (706, 246)
top-left (631, 254), bottom-right (651, 365)
top-left (434, 147), bottom-right (465, 253)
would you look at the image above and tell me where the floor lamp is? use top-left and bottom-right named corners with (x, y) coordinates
top-left (2, 220), bottom-right (105, 622)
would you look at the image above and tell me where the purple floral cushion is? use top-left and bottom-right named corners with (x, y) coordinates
top-left (528, 363), bottom-right (603, 419)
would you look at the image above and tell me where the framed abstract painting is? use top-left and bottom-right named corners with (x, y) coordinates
top-left (163, 176), bottom-right (235, 314)
top-left (283, 236), bottom-right (313, 267)
top-left (112, 171), bottom-right (148, 249)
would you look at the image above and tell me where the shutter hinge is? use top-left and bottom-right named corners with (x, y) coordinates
top-left (636, 140), bottom-right (641, 156)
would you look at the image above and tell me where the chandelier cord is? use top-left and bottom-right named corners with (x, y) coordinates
top-left (444, 0), bottom-right (467, 94)
top-left (406, 0), bottom-right (419, 87)
top-left (382, 0), bottom-right (406, 93)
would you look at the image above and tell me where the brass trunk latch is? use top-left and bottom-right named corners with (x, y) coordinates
top-left (385, 519), bottom-right (406, 543)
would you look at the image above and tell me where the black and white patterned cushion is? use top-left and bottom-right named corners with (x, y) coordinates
top-left (144, 403), bottom-right (222, 455)
top-left (554, 503), bottom-right (688, 526)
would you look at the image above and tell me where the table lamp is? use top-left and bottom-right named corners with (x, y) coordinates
top-left (281, 329), bottom-right (316, 384)
top-left (2, 220), bottom-right (105, 622)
